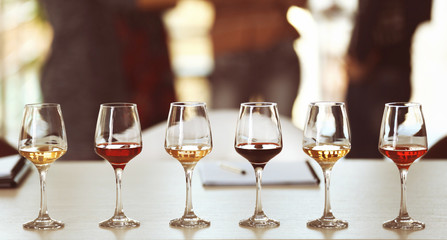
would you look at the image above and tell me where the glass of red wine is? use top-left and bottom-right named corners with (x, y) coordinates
top-left (235, 102), bottom-right (282, 228)
top-left (379, 102), bottom-right (427, 230)
top-left (95, 103), bottom-right (142, 228)
top-left (165, 102), bottom-right (212, 228)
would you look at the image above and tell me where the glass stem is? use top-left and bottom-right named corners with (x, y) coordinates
top-left (114, 168), bottom-right (125, 218)
top-left (322, 168), bottom-right (334, 220)
top-left (398, 168), bottom-right (410, 219)
top-left (36, 164), bottom-right (51, 220)
top-left (183, 165), bottom-right (196, 218)
top-left (254, 167), bottom-right (265, 218)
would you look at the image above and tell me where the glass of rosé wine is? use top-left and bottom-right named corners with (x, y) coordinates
top-left (302, 102), bottom-right (351, 229)
top-left (235, 102), bottom-right (282, 228)
top-left (95, 103), bottom-right (142, 228)
top-left (19, 103), bottom-right (67, 230)
top-left (165, 102), bottom-right (212, 228)
top-left (379, 102), bottom-right (427, 230)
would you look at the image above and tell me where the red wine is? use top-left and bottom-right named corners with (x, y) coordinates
top-left (235, 142), bottom-right (282, 168)
top-left (96, 142), bottom-right (142, 169)
top-left (379, 144), bottom-right (427, 169)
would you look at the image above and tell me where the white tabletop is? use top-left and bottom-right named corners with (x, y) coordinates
top-left (0, 110), bottom-right (444, 239)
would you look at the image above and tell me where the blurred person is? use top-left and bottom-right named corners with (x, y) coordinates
top-left (39, 0), bottom-right (177, 160)
top-left (208, 0), bottom-right (306, 117)
top-left (115, 9), bottom-right (176, 130)
top-left (345, 0), bottom-right (432, 158)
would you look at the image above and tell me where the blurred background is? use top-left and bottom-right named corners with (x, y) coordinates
top-left (0, 0), bottom-right (445, 159)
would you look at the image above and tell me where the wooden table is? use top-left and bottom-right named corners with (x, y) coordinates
top-left (0, 110), bottom-right (444, 239)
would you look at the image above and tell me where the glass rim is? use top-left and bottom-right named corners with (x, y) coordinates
top-left (100, 103), bottom-right (137, 108)
top-left (309, 101), bottom-right (345, 107)
top-left (25, 103), bottom-right (60, 108)
top-left (385, 102), bottom-right (421, 108)
top-left (170, 101), bottom-right (206, 107)
top-left (240, 102), bottom-right (277, 107)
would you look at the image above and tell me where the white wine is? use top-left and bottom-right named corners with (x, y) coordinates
top-left (19, 145), bottom-right (66, 165)
top-left (166, 145), bottom-right (211, 165)
top-left (303, 143), bottom-right (350, 168)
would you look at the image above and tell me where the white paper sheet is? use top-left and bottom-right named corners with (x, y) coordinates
top-left (197, 160), bottom-right (319, 186)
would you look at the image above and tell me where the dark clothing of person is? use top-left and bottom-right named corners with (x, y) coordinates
top-left (209, 0), bottom-right (302, 117)
top-left (115, 11), bottom-right (175, 130)
top-left (346, 0), bottom-right (432, 158)
top-left (425, 137), bottom-right (447, 159)
top-left (210, 39), bottom-right (300, 117)
top-left (39, 0), bottom-right (175, 160)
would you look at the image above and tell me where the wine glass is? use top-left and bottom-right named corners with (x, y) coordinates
top-left (378, 102), bottom-right (427, 230)
top-left (18, 103), bottom-right (67, 230)
top-left (165, 102), bottom-right (212, 228)
top-left (235, 102), bottom-right (282, 228)
top-left (302, 102), bottom-right (350, 229)
top-left (95, 103), bottom-right (142, 228)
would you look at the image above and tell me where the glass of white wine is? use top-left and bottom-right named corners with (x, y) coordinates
top-left (18, 103), bottom-right (67, 230)
top-left (165, 102), bottom-right (212, 228)
top-left (302, 102), bottom-right (351, 229)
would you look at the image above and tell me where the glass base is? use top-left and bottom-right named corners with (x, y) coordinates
top-left (99, 217), bottom-right (140, 228)
top-left (239, 215), bottom-right (280, 228)
top-left (23, 218), bottom-right (64, 230)
top-left (383, 217), bottom-right (425, 230)
top-left (170, 216), bottom-right (210, 228)
top-left (307, 218), bottom-right (348, 229)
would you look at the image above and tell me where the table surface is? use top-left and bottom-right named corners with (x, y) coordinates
top-left (0, 110), bottom-right (445, 240)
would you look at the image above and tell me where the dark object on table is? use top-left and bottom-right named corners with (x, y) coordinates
top-left (0, 155), bottom-right (31, 188)
top-left (0, 138), bottom-right (18, 157)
